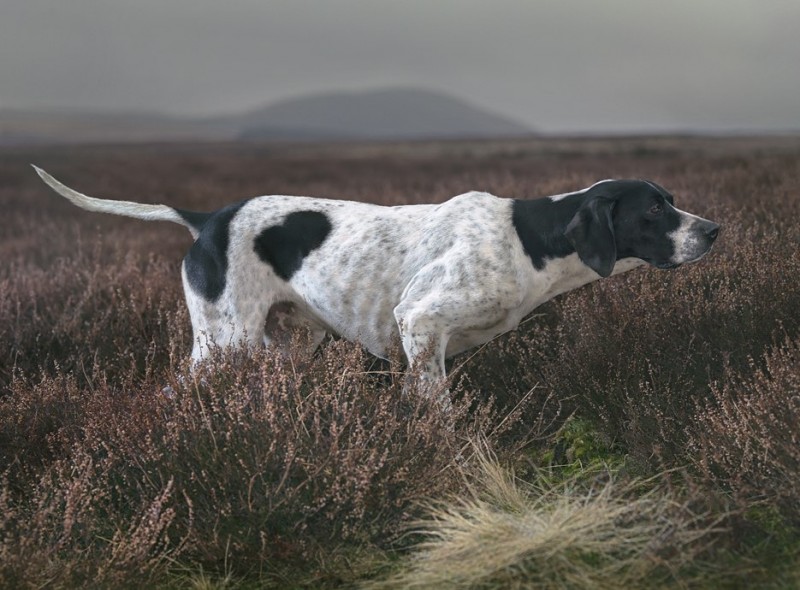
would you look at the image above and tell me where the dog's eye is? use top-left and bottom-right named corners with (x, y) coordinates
top-left (648, 203), bottom-right (663, 216)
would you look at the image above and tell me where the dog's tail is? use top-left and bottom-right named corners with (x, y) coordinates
top-left (32, 165), bottom-right (209, 239)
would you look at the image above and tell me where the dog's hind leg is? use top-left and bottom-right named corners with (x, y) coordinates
top-left (182, 265), bottom-right (272, 367)
top-left (163, 281), bottom-right (269, 397)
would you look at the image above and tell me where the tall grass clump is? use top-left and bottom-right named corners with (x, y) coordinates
top-left (368, 446), bottom-right (727, 590)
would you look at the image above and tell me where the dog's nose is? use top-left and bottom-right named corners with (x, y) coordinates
top-left (705, 222), bottom-right (720, 241)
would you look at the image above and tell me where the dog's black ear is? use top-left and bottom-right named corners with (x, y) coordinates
top-left (565, 195), bottom-right (617, 278)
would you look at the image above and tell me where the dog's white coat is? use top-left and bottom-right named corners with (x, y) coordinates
top-left (33, 167), bottom-right (716, 389)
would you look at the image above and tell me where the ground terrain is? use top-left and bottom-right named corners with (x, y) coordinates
top-left (1, 136), bottom-right (800, 588)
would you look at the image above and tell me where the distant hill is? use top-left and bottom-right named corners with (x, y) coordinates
top-left (232, 88), bottom-right (532, 140)
top-left (0, 88), bottom-right (532, 145)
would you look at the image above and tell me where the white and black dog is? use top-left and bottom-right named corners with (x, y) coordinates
top-left (34, 167), bottom-right (718, 391)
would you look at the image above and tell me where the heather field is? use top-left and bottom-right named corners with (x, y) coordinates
top-left (2, 136), bottom-right (800, 588)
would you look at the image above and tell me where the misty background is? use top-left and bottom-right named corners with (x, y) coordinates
top-left (1, 0), bottom-right (798, 142)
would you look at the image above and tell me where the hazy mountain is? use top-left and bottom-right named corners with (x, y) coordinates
top-left (233, 88), bottom-right (531, 140)
top-left (0, 88), bottom-right (532, 144)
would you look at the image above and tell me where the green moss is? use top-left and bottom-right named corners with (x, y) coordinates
top-left (522, 416), bottom-right (628, 482)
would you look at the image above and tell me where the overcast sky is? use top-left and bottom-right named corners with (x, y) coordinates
top-left (2, 0), bottom-right (798, 133)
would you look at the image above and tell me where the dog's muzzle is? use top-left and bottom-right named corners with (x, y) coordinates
top-left (671, 218), bottom-right (720, 265)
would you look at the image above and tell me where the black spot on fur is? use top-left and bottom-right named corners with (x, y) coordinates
top-left (183, 200), bottom-right (248, 301)
top-left (254, 211), bottom-right (333, 280)
top-left (512, 198), bottom-right (575, 270)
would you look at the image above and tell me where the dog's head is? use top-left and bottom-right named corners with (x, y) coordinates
top-left (565, 180), bottom-right (719, 277)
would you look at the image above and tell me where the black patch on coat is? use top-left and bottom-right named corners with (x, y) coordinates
top-left (511, 198), bottom-right (576, 270)
top-left (175, 208), bottom-right (212, 234)
top-left (183, 200), bottom-right (248, 301)
top-left (254, 211), bottom-right (333, 280)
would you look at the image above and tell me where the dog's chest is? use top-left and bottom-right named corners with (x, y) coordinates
top-left (444, 254), bottom-right (616, 356)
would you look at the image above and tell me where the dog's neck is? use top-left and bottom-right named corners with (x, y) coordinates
top-left (511, 193), bottom-right (586, 271)
top-left (512, 192), bottom-right (644, 292)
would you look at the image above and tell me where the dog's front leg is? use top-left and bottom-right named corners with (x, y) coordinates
top-left (393, 309), bottom-right (452, 412)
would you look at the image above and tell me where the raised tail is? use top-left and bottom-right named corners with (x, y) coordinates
top-left (32, 165), bottom-right (209, 239)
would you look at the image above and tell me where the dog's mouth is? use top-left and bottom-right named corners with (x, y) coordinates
top-left (672, 242), bottom-right (717, 267)
top-left (652, 247), bottom-right (714, 269)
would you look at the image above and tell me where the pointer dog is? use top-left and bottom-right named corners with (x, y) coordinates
top-left (34, 168), bottom-right (719, 391)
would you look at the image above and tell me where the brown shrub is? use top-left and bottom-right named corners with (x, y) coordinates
top-left (452, 323), bottom-right (570, 451)
top-left (0, 335), bottom-right (553, 585)
top-left (3, 138), bottom-right (800, 585)
top-left (690, 336), bottom-right (800, 523)
top-left (0, 244), bottom-right (187, 391)
top-left (0, 449), bottom-right (179, 589)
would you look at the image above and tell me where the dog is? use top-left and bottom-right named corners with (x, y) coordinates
top-left (34, 167), bottom-right (719, 394)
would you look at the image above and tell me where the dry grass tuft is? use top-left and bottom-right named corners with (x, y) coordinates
top-left (368, 445), bottom-right (727, 590)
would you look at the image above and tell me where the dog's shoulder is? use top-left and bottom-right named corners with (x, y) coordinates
top-left (439, 190), bottom-right (502, 209)
top-left (431, 191), bottom-right (510, 227)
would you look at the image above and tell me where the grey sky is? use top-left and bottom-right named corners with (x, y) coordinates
top-left (2, 0), bottom-right (798, 133)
